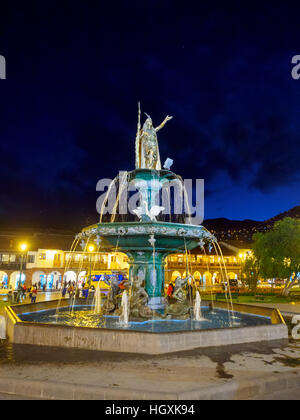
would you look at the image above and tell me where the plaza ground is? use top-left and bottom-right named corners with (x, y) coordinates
top-left (0, 293), bottom-right (300, 400)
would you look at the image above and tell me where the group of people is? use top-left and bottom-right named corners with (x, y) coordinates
top-left (8, 283), bottom-right (38, 304)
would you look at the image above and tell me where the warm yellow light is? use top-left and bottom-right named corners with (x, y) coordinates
top-left (19, 243), bottom-right (28, 252)
top-left (88, 245), bottom-right (95, 253)
top-left (239, 253), bottom-right (244, 259)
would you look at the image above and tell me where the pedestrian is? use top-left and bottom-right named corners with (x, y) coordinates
top-left (31, 285), bottom-right (38, 303)
top-left (62, 286), bottom-right (67, 298)
top-left (68, 285), bottom-right (74, 299)
top-left (166, 282), bottom-right (174, 303)
top-left (21, 284), bottom-right (27, 300)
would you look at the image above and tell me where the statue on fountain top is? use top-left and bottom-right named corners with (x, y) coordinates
top-left (135, 102), bottom-right (173, 170)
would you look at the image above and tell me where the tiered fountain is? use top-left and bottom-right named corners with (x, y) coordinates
top-left (76, 105), bottom-right (214, 319)
top-left (3, 105), bottom-right (288, 354)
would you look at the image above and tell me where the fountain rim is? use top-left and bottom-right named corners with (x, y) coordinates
top-left (77, 221), bottom-right (215, 241)
top-left (10, 302), bottom-right (274, 335)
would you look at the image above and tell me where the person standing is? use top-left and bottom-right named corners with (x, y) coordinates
top-left (21, 284), bottom-right (27, 301)
top-left (31, 285), bottom-right (38, 303)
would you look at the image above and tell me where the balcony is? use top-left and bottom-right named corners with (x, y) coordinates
top-left (166, 261), bottom-right (241, 269)
top-left (0, 261), bottom-right (24, 271)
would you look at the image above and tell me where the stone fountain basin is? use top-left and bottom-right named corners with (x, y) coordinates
top-left (80, 221), bottom-right (209, 252)
top-left (4, 300), bottom-right (288, 355)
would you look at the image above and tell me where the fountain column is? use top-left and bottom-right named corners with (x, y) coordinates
top-left (128, 251), bottom-right (166, 310)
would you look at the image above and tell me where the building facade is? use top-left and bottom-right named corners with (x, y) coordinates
top-left (0, 231), bottom-right (250, 290)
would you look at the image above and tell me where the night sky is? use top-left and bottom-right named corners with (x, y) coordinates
top-left (1, 1), bottom-right (300, 231)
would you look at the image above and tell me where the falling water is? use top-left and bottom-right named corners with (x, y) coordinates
top-left (94, 284), bottom-right (102, 314)
top-left (99, 175), bottom-right (119, 223)
top-left (0, 316), bottom-right (6, 339)
top-left (194, 291), bottom-right (203, 321)
top-left (119, 290), bottom-right (129, 326)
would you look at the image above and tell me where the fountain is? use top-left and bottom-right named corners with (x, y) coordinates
top-left (3, 104), bottom-right (288, 354)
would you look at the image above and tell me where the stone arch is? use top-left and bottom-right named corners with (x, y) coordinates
top-left (63, 271), bottom-right (77, 285)
top-left (0, 271), bottom-right (8, 288)
top-left (47, 271), bottom-right (62, 289)
top-left (32, 271), bottom-right (47, 288)
top-left (193, 271), bottom-right (201, 280)
top-left (212, 271), bottom-right (221, 285)
top-left (203, 271), bottom-right (212, 287)
top-left (78, 271), bottom-right (87, 288)
top-left (10, 271), bottom-right (26, 289)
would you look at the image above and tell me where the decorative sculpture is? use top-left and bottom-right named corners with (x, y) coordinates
top-left (135, 102), bottom-right (173, 170)
top-left (165, 275), bottom-right (192, 317)
top-left (133, 200), bottom-right (165, 222)
top-left (129, 274), bottom-right (152, 319)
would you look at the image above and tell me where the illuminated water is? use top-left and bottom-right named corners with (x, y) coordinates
top-left (18, 306), bottom-right (271, 333)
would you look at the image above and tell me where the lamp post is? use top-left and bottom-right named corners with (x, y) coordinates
top-left (15, 243), bottom-right (28, 303)
top-left (18, 243), bottom-right (28, 287)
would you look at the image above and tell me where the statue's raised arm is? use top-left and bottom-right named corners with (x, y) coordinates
top-left (155, 115), bottom-right (173, 132)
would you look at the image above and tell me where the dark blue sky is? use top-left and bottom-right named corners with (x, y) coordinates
top-left (0, 1), bottom-right (300, 230)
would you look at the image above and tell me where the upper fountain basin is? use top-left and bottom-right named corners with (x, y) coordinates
top-left (78, 221), bottom-right (212, 253)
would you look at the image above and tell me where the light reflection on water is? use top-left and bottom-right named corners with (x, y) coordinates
top-left (18, 306), bottom-right (271, 333)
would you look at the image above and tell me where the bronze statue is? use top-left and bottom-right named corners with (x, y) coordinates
top-left (165, 275), bottom-right (192, 317)
top-left (135, 102), bottom-right (173, 170)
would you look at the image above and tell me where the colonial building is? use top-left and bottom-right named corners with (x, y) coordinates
top-left (0, 230), bottom-right (250, 290)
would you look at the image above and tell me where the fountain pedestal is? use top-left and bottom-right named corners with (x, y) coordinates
top-left (128, 250), bottom-right (167, 310)
top-left (80, 221), bottom-right (209, 314)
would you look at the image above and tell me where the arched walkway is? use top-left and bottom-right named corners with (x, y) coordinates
top-left (32, 271), bottom-right (47, 288)
top-left (63, 271), bottom-right (77, 285)
top-left (10, 272), bottom-right (26, 289)
top-left (203, 271), bottom-right (212, 287)
top-left (193, 271), bottom-right (201, 280)
top-left (47, 271), bottom-right (62, 290)
top-left (78, 271), bottom-right (87, 288)
top-left (212, 272), bottom-right (221, 285)
top-left (228, 272), bottom-right (238, 280)
top-left (0, 271), bottom-right (8, 288)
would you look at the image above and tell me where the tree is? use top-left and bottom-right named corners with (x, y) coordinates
top-left (241, 255), bottom-right (260, 291)
top-left (252, 218), bottom-right (300, 296)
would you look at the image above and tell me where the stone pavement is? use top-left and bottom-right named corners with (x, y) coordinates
top-left (0, 294), bottom-right (300, 399)
top-left (241, 301), bottom-right (300, 316)
top-left (0, 338), bottom-right (299, 400)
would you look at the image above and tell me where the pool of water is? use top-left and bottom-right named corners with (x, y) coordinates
top-left (18, 305), bottom-right (271, 333)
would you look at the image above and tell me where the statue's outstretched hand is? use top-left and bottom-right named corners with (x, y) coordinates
top-left (166, 115), bottom-right (173, 121)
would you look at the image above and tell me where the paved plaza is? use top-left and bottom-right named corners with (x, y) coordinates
top-left (1, 292), bottom-right (300, 400)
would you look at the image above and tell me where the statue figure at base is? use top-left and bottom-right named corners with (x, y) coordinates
top-left (129, 275), bottom-right (152, 319)
top-left (165, 275), bottom-right (191, 317)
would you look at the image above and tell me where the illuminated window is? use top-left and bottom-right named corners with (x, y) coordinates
top-left (27, 255), bottom-right (35, 263)
top-left (39, 253), bottom-right (46, 260)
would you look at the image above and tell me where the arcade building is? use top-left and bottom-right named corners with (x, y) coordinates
top-left (0, 230), bottom-right (250, 290)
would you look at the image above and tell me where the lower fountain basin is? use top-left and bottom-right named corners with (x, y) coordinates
top-left (18, 305), bottom-right (271, 332)
top-left (4, 300), bottom-right (288, 354)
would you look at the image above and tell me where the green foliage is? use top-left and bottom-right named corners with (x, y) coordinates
top-left (252, 218), bottom-right (300, 295)
top-left (241, 255), bottom-right (260, 291)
